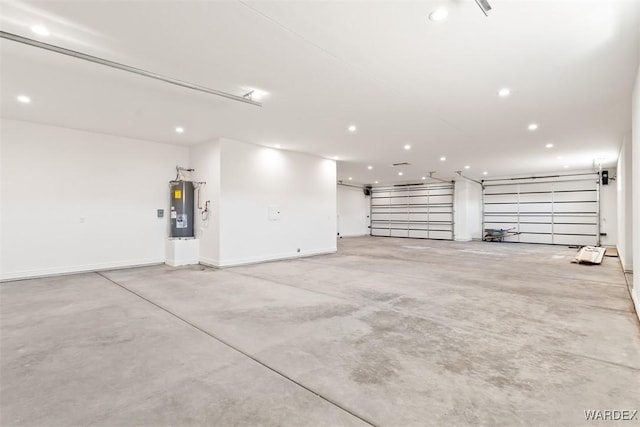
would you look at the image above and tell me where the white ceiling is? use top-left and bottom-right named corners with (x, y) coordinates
top-left (1, 0), bottom-right (639, 185)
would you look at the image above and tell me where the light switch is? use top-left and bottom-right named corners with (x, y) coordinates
top-left (268, 205), bottom-right (282, 221)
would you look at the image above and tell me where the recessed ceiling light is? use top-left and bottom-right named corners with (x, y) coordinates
top-left (374, 180), bottom-right (379, 184)
top-left (17, 95), bottom-right (31, 104)
top-left (440, 156), bottom-right (446, 161)
top-left (528, 123), bottom-right (539, 131)
top-left (404, 144), bottom-right (411, 150)
top-left (348, 125), bottom-right (357, 132)
top-left (422, 176), bottom-right (426, 180)
top-left (464, 165), bottom-right (470, 169)
top-left (31, 25), bottom-right (49, 36)
top-left (175, 126), bottom-right (184, 133)
top-left (398, 172), bottom-right (404, 176)
top-left (348, 177), bottom-right (353, 180)
top-left (498, 88), bottom-right (511, 97)
top-left (429, 8), bottom-right (448, 21)
top-left (545, 143), bottom-right (554, 148)
top-left (483, 171), bottom-right (488, 175)
top-left (367, 165), bottom-right (373, 170)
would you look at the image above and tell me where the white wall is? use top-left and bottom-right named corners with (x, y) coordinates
top-left (599, 169), bottom-right (618, 247)
top-left (337, 185), bottom-right (369, 237)
top-left (454, 179), bottom-right (483, 241)
top-left (190, 140), bottom-right (221, 266)
top-left (0, 119), bottom-right (189, 281)
top-left (617, 134), bottom-right (633, 272)
top-left (196, 138), bottom-right (337, 267)
top-left (631, 65), bottom-right (640, 316)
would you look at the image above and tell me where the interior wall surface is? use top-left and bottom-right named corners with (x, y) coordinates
top-left (213, 139), bottom-right (337, 267)
top-left (0, 118), bottom-right (189, 280)
top-left (631, 65), bottom-right (640, 316)
top-left (337, 184), bottom-right (369, 237)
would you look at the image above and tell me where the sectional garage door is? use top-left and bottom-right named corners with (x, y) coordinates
top-left (370, 183), bottom-right (454, 240)
top-left (482, 173), bottom-right (600, 246)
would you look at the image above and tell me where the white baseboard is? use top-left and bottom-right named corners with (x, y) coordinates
top-left (201, 247), bottom-right (336, 268)
top-left (0, 258), bottom-right (164, 282)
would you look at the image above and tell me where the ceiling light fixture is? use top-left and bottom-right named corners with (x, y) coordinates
top-left (17, 95), bottom-right (31, 103)
top-left (498, 88), bottom-right (510, 97)
top-left (404, 144), bottom-right (411, 150)
top-left (528, 123), bottom-right (539, 131)
top-left (483, 171), bottom-right (488, 175)
top-left (31, 25), bottom-right (49, 36)
top-left (333, 156), bottom-right (339, 160)
top-left (1, 31), bottom-right (261, 107)
top-left (348, 177), bottom-right (353, 181)
top-left (422, 176), bottom-right (427, 180)
top-left (429, 8), bottom-right (448, 21)
top-left (274, 144), bottom-right (281, 148)
top-left (374, 181), bottom-right (379, 184)
top-left (440, 156), bottom-right (446, 161)
top-left (367, 166), bottom-right (373, 170)
top-left (545, 143), bottom-right (554, 148)
top-left (398, 172), bottom-right (404, 176)
top-left (243, 88), bottom-right (268, 101)
top-left (474, 0), bottom-right (492, 16)
top-left (175, 126), bottom-right (184, 134)
top-left (348, 125), bottom-right (357, 133)
top-left (464, 165), bottom-right (470, 169)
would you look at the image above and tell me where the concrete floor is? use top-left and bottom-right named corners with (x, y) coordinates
top-left (2, 237), bottom-right (639, 426)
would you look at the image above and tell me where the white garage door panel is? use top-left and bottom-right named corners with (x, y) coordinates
top-left (429, 195), bottom-right (453, 204)
top-left (408, 230), bottom-right (429, 238)
top-left (554, 215), bottom-right (597, 224)
top-left (554, 180), bottom-right (596, 191)
top-left (371, 214), bottom-right (391, 221)
top-left (519, 223), bottom-right (553, 233)
top-left (371, 228), bottom-right (390, 236)
top-left (484, 185), bottom-right (513, 195)
top-left (519, 215), bottom-right (553, 223)
top-left (484, 203), bottom-right (518, 213)
top-left (429, 213), bottom-right (452, 222)
top-left (390, 229), bottom-right (409, 237)
top-left (554, 202), bottom-right (598, 213)
top-left (408, 223), bottom-right (430, 230)
top-left (482, 173), bottom-right (599, 245)
top-left (430, 231), bottom-right (453, 239)
top-left (518, 203), bottom-right (552, 213)
top-left (409, 196), bottom-right (429, 204)
top-left (371, 198), bottom-right (389, 206)
top-left (409, 213), bottom-right (429, 221)
top-left (408, 206), bottom-right (429, 213)
top-left (520, 233), bottom-right (553, 244)
top-left (553, 191), bottom-right (597, 202)
top-left (519, 193), bottom-right (553, 203)
top-left (554, 223), bottom-right (597, 235)
top-left (484, 193), bottom-right (516, 203)
top-left (371, 183), bottom-right (454, 240)
top-left (484, 214), bottom-right (517, 223)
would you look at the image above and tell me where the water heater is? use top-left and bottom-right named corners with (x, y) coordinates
top-left (169, 180), bottom-right (194, 238)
